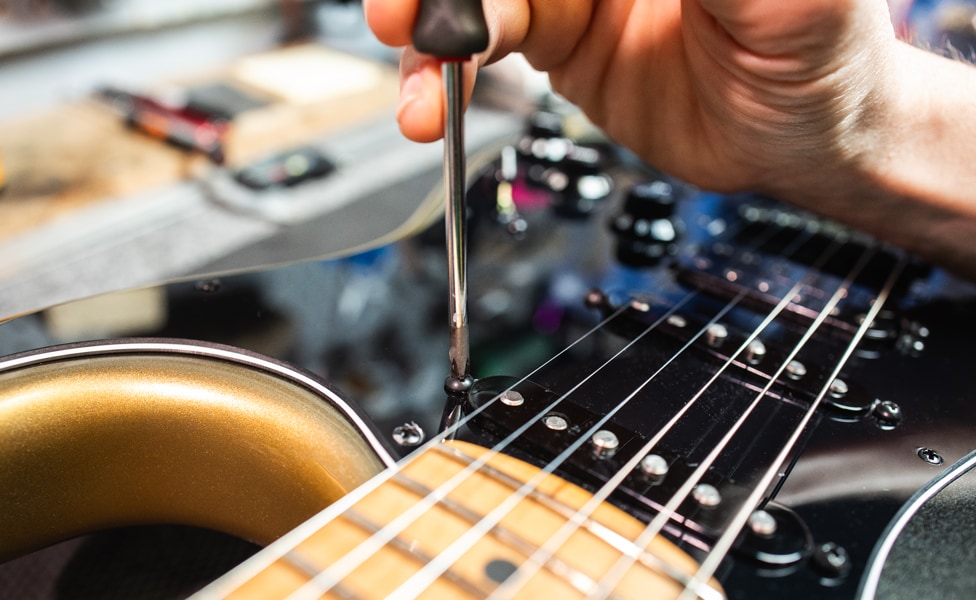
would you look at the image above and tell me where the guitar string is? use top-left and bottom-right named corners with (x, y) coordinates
top-left (381, 292), bottom-right (749, 600)
top-left (284, 216), bottom-right (784, 599)
top-left (485, 237), bottom-right (851, 598)
top-left (361, 224), bottom-right (829, 599)
top-left (284, 288), bottom-right (704, 600)
top-left (206, 208), bottom-right (763, 597)
top-left (206, 301), bottom-right (634, 597)
top-left (588, 242), bottom-right (877, 598)
top-left (675, 255), bottom-right (907, 600)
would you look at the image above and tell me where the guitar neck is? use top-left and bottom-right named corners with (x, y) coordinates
top-left (202, 440), bottom-right (714, 599)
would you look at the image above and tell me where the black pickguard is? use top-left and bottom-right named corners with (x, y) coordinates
top-left (2, 112), bottom-right (975, 598)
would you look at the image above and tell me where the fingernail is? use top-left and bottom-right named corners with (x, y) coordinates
top-left (398, 71), bottom-right (425, 120)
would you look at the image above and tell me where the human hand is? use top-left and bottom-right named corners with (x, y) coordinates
top-left (363, 0), bottom-right (900, 201)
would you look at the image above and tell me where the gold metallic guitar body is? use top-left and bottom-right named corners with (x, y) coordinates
top-left (0, 340), bottom-right (394, 564)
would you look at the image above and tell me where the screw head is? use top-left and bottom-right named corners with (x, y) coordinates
top-left (917, 447), bottom-right (944, 465)
top-left (812, 542), bottom-right (850, 578)
top-left (392, 422), bottom-right (425, 446)
top-left (874, 400), bottom-right (902, 424)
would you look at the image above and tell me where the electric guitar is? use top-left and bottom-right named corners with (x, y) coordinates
top-left (2, 111), bottom-right (975, 599)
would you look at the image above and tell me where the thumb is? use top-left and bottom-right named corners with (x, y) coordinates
top-left (396, 49), bottom-right (480, 143)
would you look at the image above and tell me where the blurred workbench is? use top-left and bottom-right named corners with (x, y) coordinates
top-left (0, 10), bottom-right (525, 319)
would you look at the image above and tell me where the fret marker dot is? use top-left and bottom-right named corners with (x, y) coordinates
top-left (485, 559), bottom-right (519, 584)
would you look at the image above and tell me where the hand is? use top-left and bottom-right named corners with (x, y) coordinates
top-left (364, 0), bottom-right (976, 278)
top-left (363, 0), bottom-right (897, 198)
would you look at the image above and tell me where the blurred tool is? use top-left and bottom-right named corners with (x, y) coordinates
top-left (97, 86), bottom-right (230, 164)
top-left (412, 0), bottom-right (489, 389)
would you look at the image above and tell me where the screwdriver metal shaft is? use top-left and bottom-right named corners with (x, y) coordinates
top-left (443, 61), bottom-right (470, 383)
top-left (411, 0), bottom-right (487, 388)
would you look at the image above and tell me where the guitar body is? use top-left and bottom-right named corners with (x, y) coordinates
top-left (1, 112), bottom-right (975, 598)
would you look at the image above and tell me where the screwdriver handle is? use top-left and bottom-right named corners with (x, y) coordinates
top-left (412, 0), bottom-right (489, 59)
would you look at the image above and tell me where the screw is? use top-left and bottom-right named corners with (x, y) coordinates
top-left (392, 422), bottom-right (424, 447)
top-left (917, 447), bottom-right (944, 465)
top-left (812, 542), bottom-right (850, 578)
top-left (874, 400), bottom-right (902, 424)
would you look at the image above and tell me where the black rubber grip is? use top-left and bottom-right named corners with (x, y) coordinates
top-left (412, 0), bottom-right (489, 59)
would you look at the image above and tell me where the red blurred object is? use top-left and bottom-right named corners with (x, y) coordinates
top-left (100, 87), bottom-right (230, 164)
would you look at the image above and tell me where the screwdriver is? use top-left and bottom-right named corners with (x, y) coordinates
top-left (412, 0), bottom-right (489, 391)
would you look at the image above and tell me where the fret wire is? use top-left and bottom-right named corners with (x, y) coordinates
top-left (677, 255), bottom-right (908, 600)
top-left (284, 293), bottom-right (695, 600)
top-left (274, 549), bottom-right (362, 600)
top-left (593, 243), bottom-right (878, 598)
top-left (339, 505), bottom-right (494, 598)
top-left (390, 471), bottom-right (603, 597)
top-left (206, 302), bottom-right (632, 598)
top-left (497, 231), bottom-right (850, 600)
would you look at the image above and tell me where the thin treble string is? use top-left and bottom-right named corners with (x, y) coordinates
top-left (285, 289), bottom-right (707, 600)
top-left (383, 290), bottom-right (750, 600)
top-left (494, 236), bottom-right (849, 600)
top-left (209, 301), bottom-right (633, 598)
top-left (385, 214), bottom-right (823, 599)
top-left (382, 218), bottom-right (829, 597)
top-left (593, 244), bottom-right (878, 599)
top-left (372, 213), bottom-right (801, 598)
top-left (215, 203), bottom-right (788, 597)
top-left (676, 255), bottom-right (908, 600)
